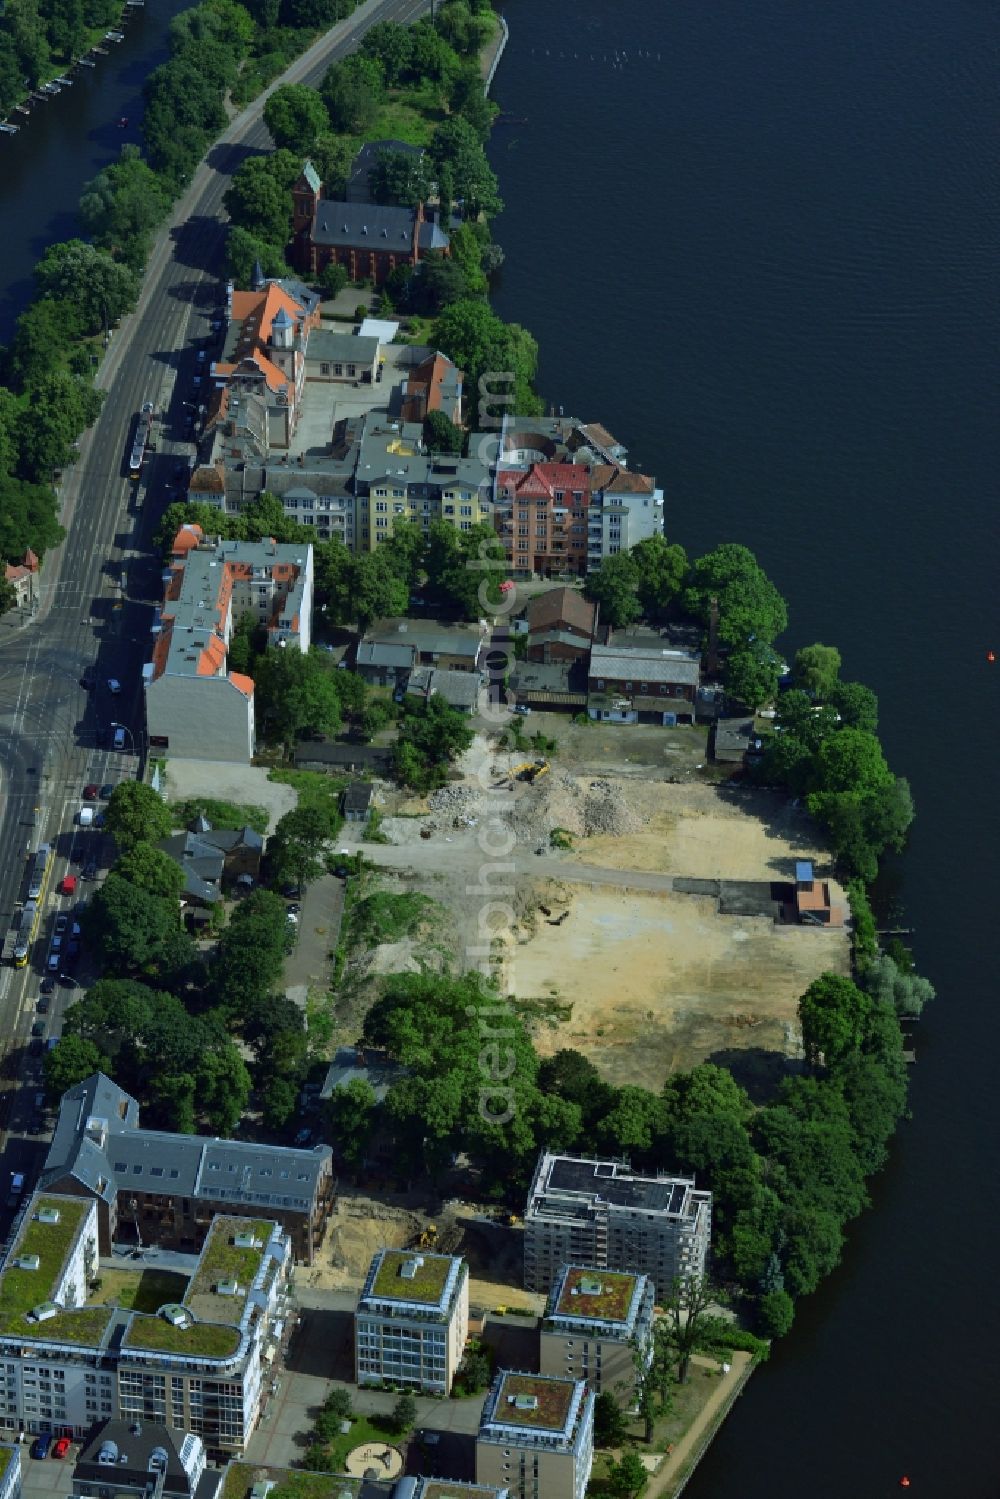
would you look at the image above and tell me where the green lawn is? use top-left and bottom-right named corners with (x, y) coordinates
top-left (270, 768), bottom-right (347, 820)
top-left (350, 85), bottom-right (445, 150)
top-left (123, 1313), bottom-right (241, 1359)
top-left (173, 798), bottom-right (269, 835)
top-left (325, 1413), bottom-right (399, 1476)
top-left (87, 1267), bottom-right (188, 1314)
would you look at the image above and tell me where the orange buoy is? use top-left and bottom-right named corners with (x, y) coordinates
top-left (899, 1479), bottom-right (911, 1490)
top-left (988, 650), bottom-right (997, 663)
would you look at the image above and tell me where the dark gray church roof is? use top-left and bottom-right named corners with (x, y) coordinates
top-left (312, 200), bottom-right (449, 253)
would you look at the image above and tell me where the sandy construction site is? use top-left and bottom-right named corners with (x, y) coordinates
top-left (350, 739), bottom-right (851, 1093)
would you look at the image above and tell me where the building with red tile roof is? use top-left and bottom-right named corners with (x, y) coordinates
top-left (144, 527), bottom-right (313, 762)
top-left (4, 548), bottom-right (39, 609)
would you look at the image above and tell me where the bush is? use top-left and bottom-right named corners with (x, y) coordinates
top-left (846, 878), bottom-right (878, 973)
top-left (758, 1289), bottom-right (795, 1338)
top-left (355, 302), bottom-right (369, 320)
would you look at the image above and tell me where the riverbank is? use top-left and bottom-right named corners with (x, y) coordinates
top-left (0, 4), bottom-right (138, 131)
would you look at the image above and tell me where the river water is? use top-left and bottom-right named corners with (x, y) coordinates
top-left (0, 0), bottom-right (995, 1488)
top-left (0, 0), bottom-right (194, 342)
top-left (488, 1), bottom-right (999, 1493)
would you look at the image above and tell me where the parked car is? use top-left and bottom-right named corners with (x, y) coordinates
top-left (52, 1437), bottom-right (71, 1459)
top-left (83, 783), bottom-right (99, 800)
top-left (100, 783), bottom-right (114, 799)
top-left (83, 859), bottom-right (98, 880)
top-left (31, 1433), bottom-right (51, 1460)
top-left (513, 704), bottom-right (531, 716)
top-left (31, 1020), bottom-right (45, 1037)
top-left (36, 998), bottom-right (48, 1014)
top-left (50, 935), bottom-right (62, 953)
top-left (40, 978), bottom-right (55, 995)
top-left (46, 953), bottom-right (59, 973)
top-left (54, 915), bottom-right (68, 935)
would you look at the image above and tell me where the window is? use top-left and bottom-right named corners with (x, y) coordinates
top-left (460, 504), bottom-right (472, 517)
top-left (375, 501), bottom-right (387, 513)
top-left (320, 363), bottom-right (330, 376)
top-left (334, 364), bottom-right (343, 376)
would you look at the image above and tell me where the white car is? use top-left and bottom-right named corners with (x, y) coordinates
top-left (107, 678), bottom-right (121, 695)
top-left (78, 807), bottom-right (94, 827)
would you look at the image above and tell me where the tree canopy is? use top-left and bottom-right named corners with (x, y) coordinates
top-left (104, 782), bottom-right (173, 851)
top-left (683, 542), bottom-right (788, 648)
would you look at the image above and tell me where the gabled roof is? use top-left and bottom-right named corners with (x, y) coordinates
top-left (499, 462), bottom-right (592, 499)
top-left (43, 1074), bottom-right (332, 1213)
top-left (526, 587), bottom-right (595, 637)
top-left (591, 463), bottom-right (656, 494)
top-left (299, 159), bottom-right (321, 194)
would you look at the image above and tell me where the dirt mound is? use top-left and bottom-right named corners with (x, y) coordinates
top-left (513, 770), bottom-right (643, 844)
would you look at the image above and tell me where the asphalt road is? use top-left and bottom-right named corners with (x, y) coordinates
top-left (0, 0), bottom-right (430, 1227)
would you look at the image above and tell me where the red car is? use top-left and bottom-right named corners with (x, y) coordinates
top-left (52, 1437), bottom-right (71, 1459)
top-left (83, 784), bottom-right (99, 800)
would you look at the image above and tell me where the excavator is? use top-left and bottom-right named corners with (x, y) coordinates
top-left (509, 759), bottom-right (549, 785)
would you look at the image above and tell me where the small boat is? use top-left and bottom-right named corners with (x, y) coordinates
top-left (78, 57), bottom-right (96, 67)
top-left (0, 122), bottom-right (19, 135)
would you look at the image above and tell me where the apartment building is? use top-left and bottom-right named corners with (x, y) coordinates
top-left (72, 1420), bottom-right (219, 1499)
top-left (40, 1074), bottom-right (333, 1264)
top-left (0, 1196), bottom-right (291, 1458)
top-left (144, 527), bottom-right (312, 761)
top-left (494, 460), bottom-right (663, 579)
top-left (539, 1264), bottom-right (655, 1408)
top-left (354, 418), bottom-right (490, 551)
top-left (476, 1372), bottom-right (594, 1499)
top-left (355, 1250), bottom-right (469, 1394)
top-left (523, 1153), bottom-right (711, 1294)
top-left (224, 1463), bottom-right (507, 1499)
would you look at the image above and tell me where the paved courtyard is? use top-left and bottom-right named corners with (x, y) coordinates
top-left (244, 1293), bottom-right (487, 1472)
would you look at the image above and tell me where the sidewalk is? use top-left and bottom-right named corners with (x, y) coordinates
top-left (643, 1352), bottom-right (753, 1497)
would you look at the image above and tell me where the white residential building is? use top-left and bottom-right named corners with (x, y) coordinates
top-left (355, 1249), bottom-right (469, 1394)
top-left (0, 1194), bottom-right (291, 1459)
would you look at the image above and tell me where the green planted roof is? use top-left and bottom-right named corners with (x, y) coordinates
top-left (491, 1373), bottom-right (575, 1432)
top-left (0, 1196), bottom-right (112, 1345)
top-left (123, 1216), bottom-right (274, 1360)
top-left (552, 1266), bottom-right (638, 1323)
top-left (369, 1249), bottom-right (456, 1305)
